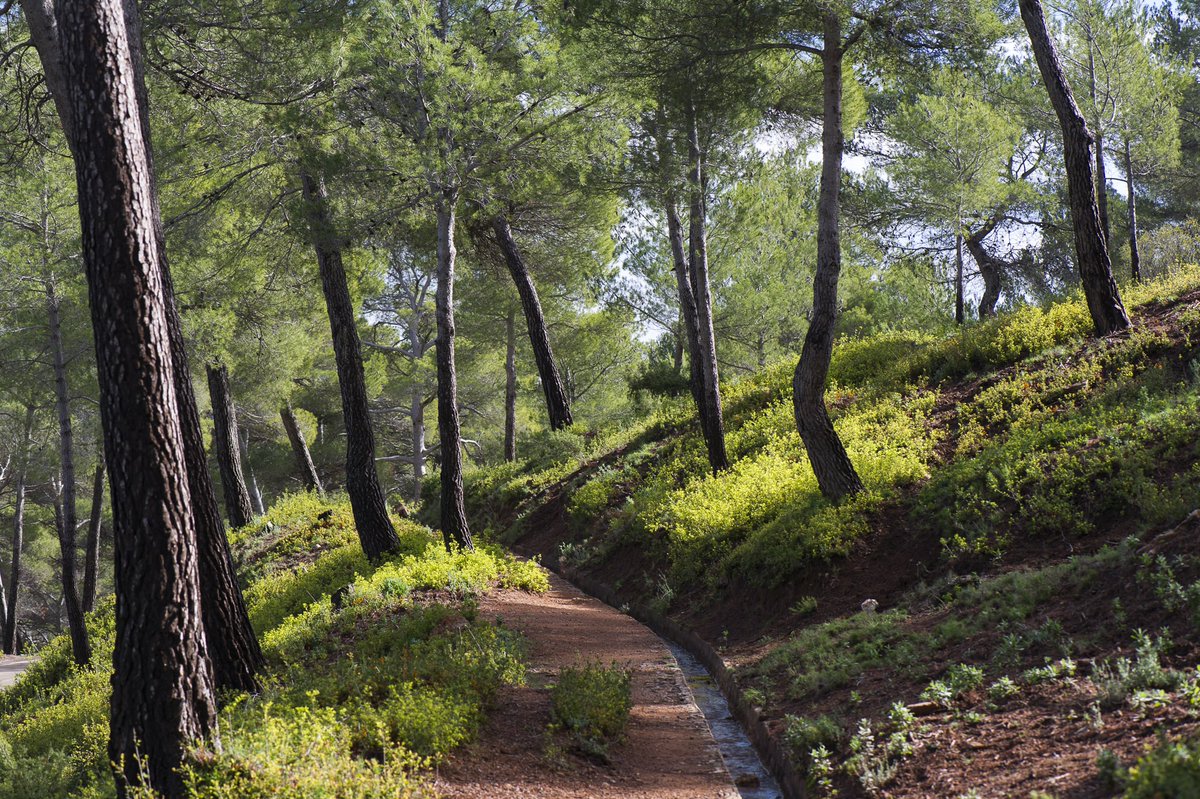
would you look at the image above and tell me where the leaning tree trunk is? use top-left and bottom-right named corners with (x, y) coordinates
top-left (666, 201), bottom-right (709, 431)
top-left (281, 402), bottom-right (323, 493)
top-left (492, 215), bottom-right (573, 430)
top-left (434, 191), bottom-right (474, 551)
top-left (47, 283), bottom-right (90, 665)
top-left (206, 363), bottom-right (254, 528)
top-left (1019, 0), bottom-right (1130, 335)
top-left (1124, 138), bottom-right (1141, 282)
top-left (83, 456), bottom-right (105, 613)
top-left (504, 309), bottom-right (518, 463)
top-left (685, 101), bottom-right (729, 474)
top-left (31, 0), bottom-right (262, 694)
top-left (57, 0), bottom-right (219, 791)
top-left (301, 171), bottom-right (401, 560)
top-left (3, 405), bottom-right (34, 654)
top-left (792, 13), bottom-right (865, 502)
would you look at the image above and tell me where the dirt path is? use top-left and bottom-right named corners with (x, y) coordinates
top-left (434, 573), bottom-right (739, 799)
top-left (0, 656), bottom-right (33, 689)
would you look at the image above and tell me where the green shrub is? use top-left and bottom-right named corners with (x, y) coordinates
top-left (1123, 736), bottom-right (1200, 799)
top-left (549, 661), bottom-right (632, 761)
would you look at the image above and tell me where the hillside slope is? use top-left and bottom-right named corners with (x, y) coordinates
top-left (466, 266), bottom-right (1200, 797)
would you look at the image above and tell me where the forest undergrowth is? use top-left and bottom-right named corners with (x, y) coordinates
top-left (462, 264), bottom-right (1200, 797)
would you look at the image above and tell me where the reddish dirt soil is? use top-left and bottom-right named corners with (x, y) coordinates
top-left (433, 574), bottom-right (739, 799)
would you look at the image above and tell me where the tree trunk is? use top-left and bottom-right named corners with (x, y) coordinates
top-left (1125, 137), bottom-right (1141, 282)
top-left (56, 0), bottom-right (219, 790)
top-left (672, 312), bottom-right (684, 374)
top-left (965, 216), bottom-right (1006, 318)
top-left (239, 427), bottom-right (266, 516)
top-left (792, 13), bottom-right (865, 502)
top-left (1019, 0), bottom-right (1130, 335)
top-left (435, 192), bottom-right (474, 550)
top-left (47, 283), bottom-right (90, 666)
top-left (83, 456), bottom-right (105, 613)
top-left (954, 230), bottom-right (965, 325)
top-left (300, 170), bottom-right (401, 560)
top-left (32, 0), bottom-right (263, 696)
top-left (666, 200), bottom-right (708, 429)
top-left (504, 309), bottom-right (517, 463)
top-left (492, 215), bottom-right (573, 431)
top-left (411, 387), bottom-right (425, 502)
top-left (281, 402), bottom-right (323, 493)
top-left (206, 363), bottom-right (254, 529)
top-left (686, 100), bottom-right (729, 474)
top-left (1095, 133), bottom-right (1110, 245)
top-left (2, 405), bottom-right (32, 654)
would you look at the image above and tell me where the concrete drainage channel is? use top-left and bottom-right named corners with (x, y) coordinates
top-left (666, 641), bottom-right (782, 799)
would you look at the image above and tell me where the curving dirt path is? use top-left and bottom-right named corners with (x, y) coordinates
top-left (0, 656), bottom-right (33, 689)
top-left (434, 573), bottom-right (739, 799)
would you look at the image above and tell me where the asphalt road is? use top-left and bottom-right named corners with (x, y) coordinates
top-left (0, 656), bottom-right (33, 688)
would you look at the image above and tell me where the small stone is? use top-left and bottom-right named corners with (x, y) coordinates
top-left (861, 598), bottom-right (879, 613)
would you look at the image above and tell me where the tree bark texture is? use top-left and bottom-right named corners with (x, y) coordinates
top-left (300, 171), bottom-right (401, 560)
top-left (281, 402), bottom-right (323, 493)
top-left (434, 194), bottom-right (474, 550)
top-left (47, 283), bottom-right (90, 664)
top-left (504, 310), bottom-right (517, 463)
top-left (1019, 0), bottom-right (1130, 335)
top-left (685, 102), bottom-right (729, 474)
top-left (792, 13), bottom-right (865, 502)
top-left (205, 363), bottom-right (254, 529)
top-left (2, 406), bottom-right (33, 654)
top-left (491, 215), bottom-right (573, 431)
top-left (56, 0), bottom-right (219, 790)
top-left (83, 456), bottom-right (105, 613)
top-left (1124, 138), bottom-right (1141, 282)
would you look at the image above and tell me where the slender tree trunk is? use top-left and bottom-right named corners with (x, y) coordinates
top-left (281, 402), bottom-right (323, 493)
top-left (239, 427), bottom-right (266, 516)
top-left (57, 0), bottom-right (219, 790)
top-left (3, 406), bottom-right (33, 654)
top-left (672, 312), bottom-right (684, 374)
top-left (1019, 0), bottom-right (1130, 335)
top-left (954, 230), bottom-right (965, 325)
top-left (300, 170), bottom-right (401, 560)
top-left (1125, 138), bottom-right (1141, 282)
top-left (965, 217), bottom-right (1006, 318)
top-left (666, 200), bottom-right (708, 428)
top-left (47, 283), bottom-right (90, 665)
top-left (206, 363), bottom-right (254, 529)
top-left (434, 192), bottom-right (474, 550)
top-left (83, 456), bottom-right (104, 613)
top-left (504, 310), bottom-right (518, 462)
top-left (491, 215), bottom-right (573, 430)
top-left (411, 387), bottom-right (425, 502)
top-left (792, 14), bottom-right (865, 502)
top-left (685, 100), bottom-right (729, 474)
top-left (1095, 133), bottom-right (1110, 244)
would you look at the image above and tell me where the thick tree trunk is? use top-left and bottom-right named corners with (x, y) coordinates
top-left (56, 0), bottom-right (219, 790)
top-left (954, 231), bottom-right (965, 325)
top-left (965, 216), bottom-right (1006, 318)
top-left (2, 406), bottom-right (32, 654)
top-left (491, 215), bottom-right (573, 431)
top-left (47, 283), bottom-right (90, 665)
top-left (32, 0), bottom-right (262, 695)
top-left (435, 193), bottom-right (474, 550)
top-left (685, 101), bottom-right (729, 474)
top-left (83, 457), bottom-right (105, 613)
top-left (504, 310), bottom-right (517, 463)
top-left (206, 363), bottom-right (254, 529)
top-left (1019, 0), bottom-right (1130, 335)
top-left (411, 387), bottom-right (425, 502)
top-left (792, 13), bottom-right (865, 502)
top-left (281, 402), bottom-right (323, 493)
top-left (301, 171), bottom-right (401, 560)
top-left (1125, 138), bottom-right (1141, 282)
